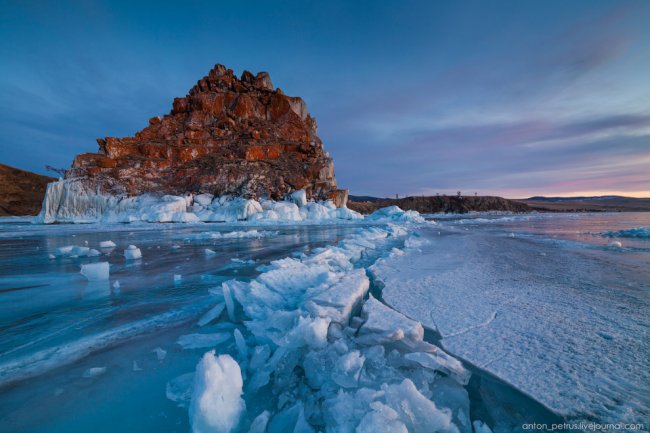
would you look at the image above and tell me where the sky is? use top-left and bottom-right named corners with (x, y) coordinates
top-left (1, 0), bottom-right (649, 198)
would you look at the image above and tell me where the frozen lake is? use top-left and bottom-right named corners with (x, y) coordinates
top-left (376, 212), bottom-right (650, 428)
top-left (1, 213), bottom-right (648, 432)
top-left (0, 221), bottom-right (364, 432)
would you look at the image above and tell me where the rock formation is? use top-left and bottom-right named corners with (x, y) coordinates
top-left (0, 164), bottom-right (56, 216)
top-left (66, 64), bottom-right (347, 207)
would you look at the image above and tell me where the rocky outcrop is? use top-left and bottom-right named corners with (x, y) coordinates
top-left (0, 164), bottom-right (56, 216)
top-left (66, 64), bottom-right (347, 206)
top-left (348, 195), bottom-right (532, 214)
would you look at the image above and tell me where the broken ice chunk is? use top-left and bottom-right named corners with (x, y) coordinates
top-left (80, 262), bottom-right (110, 281)
top-left (177, 332), bottom-right (230, 349)
top-left (404, 351), bottom-right (471, 386)
top-left (356, 401), bottom-right (408, 433)
top-left (305, 268), bottom-right (370, 324)
top-left (331, 350), bottom-right (365, 388)
top-left (222, 281), bottom-right (237, 322)
top-left (197, 303), bottom-right (225, 327)
top-left (124, 245), bottom-right (142, 260)
top-left (99, 240), bottom-right (116, 248)
top-left (233, 329), bottom-right (248, 361)
top-left (82, 366), bottom-right (106, 378)
top-left (357, 296), bottom-right (424, 347)
top-left (153, 347), bottom-right (167, 361)
top-left (56, 245), bottom-right (96, 257)
top-left (383, 379), bottom-right (456, 433)
top-left (205, 248), bottom-right (217, 256)
top-left (473, 420), bottom-right (493, 433)
top-left (189, 352), bottom-right (245, 433)
top-left (248, 345), bottom-right (271, 372)
top-left (267, 401), bottom-right (314, 433)
top-left (166, 372), bottom-right (194, 408)
top-left (246, 410), bottom-right (270, 433)
top-left (194, 193), bottom-right (214, 206)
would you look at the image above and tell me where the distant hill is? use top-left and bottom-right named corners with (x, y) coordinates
top-left (0, 164), bottom-right (55, 216)
top-left (348, 195), bottom-right (531, 214)
top-left (516, 196), bottom-right (650, 212)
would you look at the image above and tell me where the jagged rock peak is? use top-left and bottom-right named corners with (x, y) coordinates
top-left (65, 63), bottom-right (347, 207)
top-left (187, 64), bottom-right (275, 96)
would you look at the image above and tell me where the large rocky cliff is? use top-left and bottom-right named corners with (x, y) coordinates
top-left (66, 64), bottom-right (347, 206)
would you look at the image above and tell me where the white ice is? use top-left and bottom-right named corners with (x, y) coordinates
top-left (124, 245), bottom-right (142, 260)
top-left (35, 180), bottom-right (370, 224)
top-left (374, 223), bottom-right (650, 426)
top-left (177, 332), bottom-right (231, 350)
top-left (190, 352), bottom-right (245, 433)
top-left (183, 218), bottom-right (482, 433)
top-left (79, 262), bottom-right (110, 281)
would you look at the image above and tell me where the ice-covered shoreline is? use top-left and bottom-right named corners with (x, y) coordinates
top-left (35, 179), bottom-right (370, 225)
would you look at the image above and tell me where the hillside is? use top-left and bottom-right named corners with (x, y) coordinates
top-left (348, 195), bottom-right (531, 215)
top-left (0, 164), bottom-right (55, 216)
top-left (516, 196), bottom-right (650, 212)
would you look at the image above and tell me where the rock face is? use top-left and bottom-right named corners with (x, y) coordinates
top-left (0, 164), bottom-right (56, 216)
top-left (67, 64), bottom-right (347, 206)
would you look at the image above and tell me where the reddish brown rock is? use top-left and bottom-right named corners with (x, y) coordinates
top-left (65, 64), bottom-right (346, 205)
top-left (0, 164), bottom-right (56, 216)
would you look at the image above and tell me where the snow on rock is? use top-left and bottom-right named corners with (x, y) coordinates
top-left (185, 223), bottom-right (472, 433)
top-left (190, 352), bottom-right (245, 433)
top-left (124, 245), bottom-right (142, 260)
top-left (80, 262), bottom-right (110, 281)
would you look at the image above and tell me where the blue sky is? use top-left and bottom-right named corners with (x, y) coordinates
top-left (1, 0), bottom-right (649, 197)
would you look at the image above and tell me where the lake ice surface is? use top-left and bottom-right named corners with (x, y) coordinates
top-left (375, 212), bottom-right (650, 428)
top-left (0, 213), bottom-right (647, 432)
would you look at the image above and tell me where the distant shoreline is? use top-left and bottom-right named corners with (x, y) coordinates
top-left (348, 195), bottom-right (650, 214)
